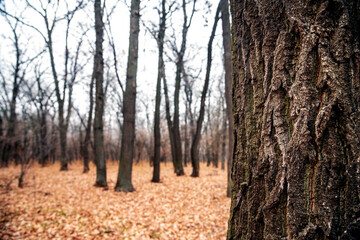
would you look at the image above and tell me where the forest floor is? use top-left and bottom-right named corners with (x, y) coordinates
top-left (0, 161), bottom-right (230, 240)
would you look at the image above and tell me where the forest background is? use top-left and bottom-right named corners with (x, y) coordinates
top-left (0, 0), bottom-right (229, 174)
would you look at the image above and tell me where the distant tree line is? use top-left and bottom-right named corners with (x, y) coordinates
top-left (0, 0), bottom-right (233, 194)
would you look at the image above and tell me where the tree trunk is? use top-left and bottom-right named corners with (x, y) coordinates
top-left (171, 0), bottom-right (196, 176)
top-left (184, 102), bottom-right (189, 167)
top-left (49, 117), bottom-right (57, 164)
top-left (46, 18), bottom-right (68, 171)
top-left (173, 60), bottom-right (184, 175)
top-left (221, 82), bottom-right (227, 170)
top-left (35, 72), bottom-right (49, 167)
top-left (213, 130), bottom-right (220, 168)
top-left (206, 97), bottom-right (212, 167)
top-left (115, 0), bottom-right (140, 192)
top-left (83, 71), bottom-right (95, 173)
top-left (183, 67), bottom-right (195, 166)
top-left (39, 110), bottom-right (48, 166)
top-left (163, 69), bottom-right (176, 171)
top-left (93, 0), bottom-right (107, 187)
top-left (221, 0), bottom-right (233, 197)
top-left (191, 3), bottom-right (221, 177)
top-left (152, 0), bottom-right (166, 183)
top-left (58, 120), bottom-right (68, 170)
top-left (227, 1), bottom-right (360, 239)
top-left (221, 109), bottom-right (227, 170)
top-left (47, 32), bottom-right (68, 170)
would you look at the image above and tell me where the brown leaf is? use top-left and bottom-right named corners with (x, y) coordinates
top-left (0, 161), bottom-right (230, 239)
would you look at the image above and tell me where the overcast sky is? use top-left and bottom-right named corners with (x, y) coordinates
top-left (0, 0), bottom-right (225, 136)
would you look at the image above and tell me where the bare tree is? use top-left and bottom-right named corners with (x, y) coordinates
top-left (190, 2), bottom-right (221, 177)
top-left (22, 62), bottom-right (53, 166)
top-left (151, 0), bottom-right (169, 183)
top-left (115, 0), bottom-right (141, 192)
top-left (82, 72), bottom-right (95, 173)
top-left (0, 13), bottom-right (26, 167)
top-left (167, 0), bottom-right (197, 176)
top-left (182, 67), bottom-right (198, 167)
top-left (22, 0), bottom-right (85, 171)
top-left (162, 64), bottom-right (176, 170)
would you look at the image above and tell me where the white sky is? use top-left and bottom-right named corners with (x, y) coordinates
top-left (0, 0), bottom-right (225, 137)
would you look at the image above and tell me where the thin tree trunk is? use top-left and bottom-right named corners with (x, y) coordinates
top-left (47, 30), bottom-right (68, 170)
top-left (83, 72), bottom-right (95, 173)
top-left (183, 67), bottom-right (195, 145)
top-left (93, 0), bottom-right (107, 187)
top-left (39, 110), bottom-right (48, 166)
top-left (49, 117), bottom-right (57, 164)
top-left (221, 122), bottom-right (227, 170)
top-left (34, 72), bottom-right (49, 167)
top-left (173, 61), bottom-right (184, 175)
top-left (18, 123), bottom-right (29, 188)
top-left (46, 16), bottom-right (69, 171)
top-left (213, 125), bottom-right (220, 168)
top-left (115, 0), bottom-right (140, 192)
top-left (191, 3), bottom-right (221, 177)
top-left (228, 1), bottom-right (360, 239)
top-left (221, 0), bottom-right (233, 197)
top-left (163, 69), bottom-right (176, 170)
top-left (152, 0), bottom-right (166, 183)
top-left (221, 96), bottom-right (227, 170)
top-left (171, 0), bottom-right (196, 176)
top-left (184, 102), bottom-right (189, 167)
top-left (205, 97), bottom-right (212, 167)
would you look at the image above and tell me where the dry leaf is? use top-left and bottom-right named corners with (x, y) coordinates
top-left (0, 162), bottom-right (230, 239)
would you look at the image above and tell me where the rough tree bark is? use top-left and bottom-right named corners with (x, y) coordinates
top-left (190, 2), bottom-right (221, 177)
top-left (93, 0), bottom-right (107, 187)
top-left (221, 0), bottom-right (233, 197)
top-left (228, 0), bottom-right (360, 239)
top-left (152, 0), bottom-right (166, 183)
top-left (115, 0), bottom-right (140, 192)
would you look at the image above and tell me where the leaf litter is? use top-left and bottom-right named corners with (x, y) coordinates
top-left (0, 161), bottom-right (230, 239)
